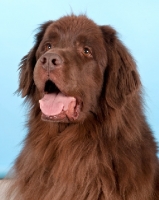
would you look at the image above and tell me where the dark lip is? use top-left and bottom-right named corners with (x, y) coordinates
top-left (41, 113), bottom-right (70, 122)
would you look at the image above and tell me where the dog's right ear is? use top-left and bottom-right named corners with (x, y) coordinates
top-left (17, 21), bottom-right (53, 98)
top-left (100, 25), bottom-right (141, 109)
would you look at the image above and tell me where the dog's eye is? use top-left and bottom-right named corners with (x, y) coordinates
top-left (83, 47), bottom-right (92, 57)
top-left (44, 43), bottom-right (52, 51)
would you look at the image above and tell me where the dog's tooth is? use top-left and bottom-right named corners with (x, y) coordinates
top-left (48, 115), bottom-right (58, 120)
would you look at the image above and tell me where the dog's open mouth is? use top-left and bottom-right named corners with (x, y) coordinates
top-left (39, 80), bottom-right (81, 122)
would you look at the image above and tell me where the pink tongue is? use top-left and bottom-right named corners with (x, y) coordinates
top-left (39, 93), bottom-right (76, 117)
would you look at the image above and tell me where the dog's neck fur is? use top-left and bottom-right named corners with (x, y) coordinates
top-left (8, 114), bottom-right (157, 200)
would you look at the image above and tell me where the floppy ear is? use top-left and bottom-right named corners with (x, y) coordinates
top-left (100, 26), bottom-right (141, 109)
top-left (17, 21), bottom-right (53, 98)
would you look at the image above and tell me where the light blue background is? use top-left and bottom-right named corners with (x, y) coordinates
top-left (0, 0), bottom-right (159, 178)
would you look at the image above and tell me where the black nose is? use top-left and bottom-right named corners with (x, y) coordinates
top-left (40, 53), bottom-right (63, 71)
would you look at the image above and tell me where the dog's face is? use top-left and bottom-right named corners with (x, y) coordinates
top-left (33, 16), bottom-right (107, 122)
top-left (18, 15), bottom-right (140, 123)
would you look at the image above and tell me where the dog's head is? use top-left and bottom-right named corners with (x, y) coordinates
top-left (18, 15), bottom-right (140, 123)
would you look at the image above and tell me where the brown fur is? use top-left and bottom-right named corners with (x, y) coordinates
top-left (7, 15), bottom-right (159, 199)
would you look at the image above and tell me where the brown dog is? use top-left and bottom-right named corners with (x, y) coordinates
top-left (6, 15), bottom-right (159, 199)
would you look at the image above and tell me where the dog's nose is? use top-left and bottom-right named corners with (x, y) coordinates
top-left (40, 53), bottom-right (63, 71)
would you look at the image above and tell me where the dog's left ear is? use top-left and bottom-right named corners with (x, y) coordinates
top-left (18, 48), bottom-right (36, 98)
top-left (100, 26), bottom-right (141, 109)
top-left (17, 21), bottom-right (53, 98)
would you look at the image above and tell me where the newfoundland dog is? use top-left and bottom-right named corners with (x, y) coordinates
top-left (5, 15), bottom-right (159, 199)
